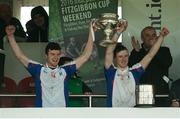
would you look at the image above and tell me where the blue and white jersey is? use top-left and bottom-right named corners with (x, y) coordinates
top-left (104, 63), bottom-right (144, 107)
top-left (26, 61), bottom-right (76, 107)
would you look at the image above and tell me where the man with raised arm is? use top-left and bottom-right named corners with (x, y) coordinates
top-left (5, 21), bottom-right (95, 107)
top-left (129, 26), bottom-right (172, 107)
top-left (104, 21), bottom-right (169, 107)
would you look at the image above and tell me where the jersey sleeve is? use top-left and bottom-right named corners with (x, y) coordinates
top-left (104, 65), bottom-right (116, 82)
top-left (26, 62), bottom-right (42, 77)
top-left (62, 61), bottom-right (77, 80)
top-left (130, 63), bottom-right (145, 84)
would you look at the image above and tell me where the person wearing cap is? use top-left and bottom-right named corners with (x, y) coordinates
top-left (26, 6), bottom-right (48, 42)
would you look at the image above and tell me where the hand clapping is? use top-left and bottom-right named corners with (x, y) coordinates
top-left (131, 36), bottom-right (140, 52)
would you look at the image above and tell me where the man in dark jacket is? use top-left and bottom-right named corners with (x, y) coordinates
top-left (26, 6), bottom-right (48, 42)
top-left (129, 26), bottom-right (173, 107)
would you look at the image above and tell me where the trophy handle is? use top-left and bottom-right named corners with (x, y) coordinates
top-left (95, 20), bottom-right (105, 29)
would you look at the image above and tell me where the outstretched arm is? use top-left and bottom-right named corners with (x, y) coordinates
top-left (75, 21), bottom-right (95, 69)
top-left (140, 27), bottom-right (169, 69)
top-left (6, 25), bottom-right (30, 67)
top-left (104, 20), bottom-right (128, 69)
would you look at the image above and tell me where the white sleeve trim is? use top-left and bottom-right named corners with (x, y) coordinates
top-left (28, 60), bottom-right (41, 65)
top-left (130, 63), bottom-right (142, 70)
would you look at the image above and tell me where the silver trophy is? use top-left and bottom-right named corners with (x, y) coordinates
top-left (95, 13), bottom-right (125, 47)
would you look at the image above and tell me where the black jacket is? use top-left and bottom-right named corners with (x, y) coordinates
top-left (170, 79), bottom-right (180, 101)
top-left (26, 6), bottom-right (48, 42)
top-left (26, 22), bottom-right (48, 42)
top-left (0, 17), bottom-right (26, 49)
top-left (129, 45), bottom-right (172, 94)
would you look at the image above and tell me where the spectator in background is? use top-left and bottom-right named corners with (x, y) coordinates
top-left (59, 56), bottom-right (92, 107)
top-left (26, 6), bottom-right (48, 42)
top-left (0, 3), bottom-right (26, 42)
top-left (129, 26), bottom-right (172, 107)
top-left (0, 3), bottom-right (26, 86)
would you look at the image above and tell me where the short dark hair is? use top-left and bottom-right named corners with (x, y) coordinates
top-left (45, 42), bottom-right (61, 55)
top-left (141, 26), bottom-right (156, 40)
top-left (113, 43), bottom-right (128, 58)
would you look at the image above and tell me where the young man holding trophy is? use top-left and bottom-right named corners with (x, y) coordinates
top-left (100, 16), bottom-right (170, 107)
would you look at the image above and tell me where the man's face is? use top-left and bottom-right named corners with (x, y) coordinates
top-left (115, 50), bottom-right (129, 69)
top-left (46, 50), bottom-right (61, 68)
top-left (142, 29), bottom-right (157, 49)
top-left (33, 14), bottom-right (45, 27)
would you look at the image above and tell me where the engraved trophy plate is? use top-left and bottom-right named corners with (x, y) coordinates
top-left (136, 85), bottom-right (155, 107)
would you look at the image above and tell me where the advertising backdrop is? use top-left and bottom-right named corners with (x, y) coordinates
top-left (49, 0), bottom-right (118, 105)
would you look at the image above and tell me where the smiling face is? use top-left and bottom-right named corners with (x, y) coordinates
top-left (46, 49), bottom-right (61, 68)
top-left (115, 49), bottom-right (129, 69)
top-left (45, 42), bottom-right (61, 68)
top-left (141, 27), bottom-right (157, 50)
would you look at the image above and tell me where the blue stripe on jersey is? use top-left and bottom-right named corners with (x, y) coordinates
top-left (26, 62), bottom-right (76, 107)
top-left (131, 66), bottom-right (145, 85)
top-left (104, 64), bottom-right (144, 107)
top-left (104, 65), bottom-right (116, 107)
top-left (62, 64), bottom-right (76, 107)
top-left (27, 63), bottom-right (43, 107)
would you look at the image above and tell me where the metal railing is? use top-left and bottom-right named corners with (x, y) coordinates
top-left (0, 94), bottom-right (169, 107)
top-left (0, 94), bottom-right (107, 107)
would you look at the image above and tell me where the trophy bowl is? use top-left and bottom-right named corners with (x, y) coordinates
top-left (96, 13), bottom-right (119, 47)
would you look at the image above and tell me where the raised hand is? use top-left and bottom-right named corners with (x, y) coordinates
top-left (5, 25), bottom-right (16, 37)
top-left (116, 19), bottom-right (128, 33)
top-left (160, 27), bottom-right (169, 37)
top-left (91, 19), bottom-right (99, 32)
top-left (131, 36), bottom-right (140, 52)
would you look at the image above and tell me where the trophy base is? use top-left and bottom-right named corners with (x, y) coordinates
top-left (99, 40), bottom-right (117, 47)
